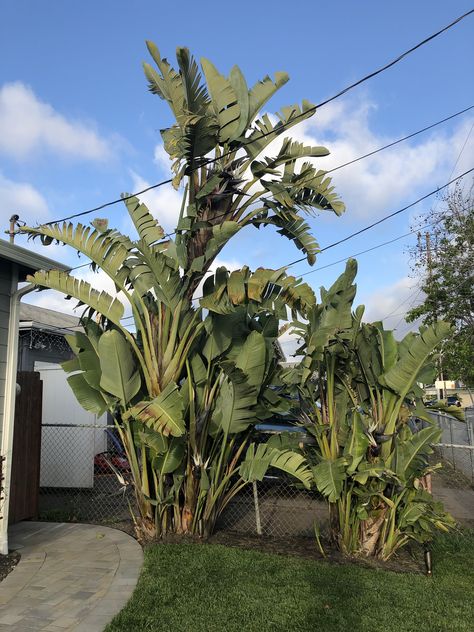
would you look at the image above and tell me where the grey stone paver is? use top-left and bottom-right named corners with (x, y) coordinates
top-left (0, 523), bottom-right (143, 631)
top-left (433, 484), bottom-right (474, 525)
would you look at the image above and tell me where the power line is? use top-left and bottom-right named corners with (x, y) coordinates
top-left (89, 170), bottom-right (474, 314)
top-left (36, 10), bottom-right (473, 228)
top-left (297, 217), bottom-right (446, 278)
top-left (323, 105), bottom-right (474, 174)
top-left (157, 104), bottom-right (474, 242)
top-left (56, 169), bottom-right (473, 322)
top-left (39, 105), bottom-right (474, 253)
top-left (318, 167), bottom-right (474, 254)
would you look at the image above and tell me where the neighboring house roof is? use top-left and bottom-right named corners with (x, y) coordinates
top-left (0, 239), bottom-right (70, 279)
top-left (19, 303), bottom-right (81, 333)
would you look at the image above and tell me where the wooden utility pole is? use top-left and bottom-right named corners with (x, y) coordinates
top-left (426, 232), bottom-right (444, 399)
top-left (6, 214), bottom-right (20, 244)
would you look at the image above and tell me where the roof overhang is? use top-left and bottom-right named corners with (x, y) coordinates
top-left (0, 239), bottom-right (70, 279)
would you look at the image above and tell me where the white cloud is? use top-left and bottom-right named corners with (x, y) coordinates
top-left (130, 171), bottom-right (182, 232)
top-left (0, 172), bottom-right (49, 225)
top-left (0, 82), bottom-right (112, 161)
top-left (154, 144), bottom-right (173, 174)
top-left (262, 97), bottom-right (474, 219)
top-left (361, 276), bottom-right (424, 339)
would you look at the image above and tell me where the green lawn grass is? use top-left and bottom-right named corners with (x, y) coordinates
top-left (106, 532), bottom-right (474, 632)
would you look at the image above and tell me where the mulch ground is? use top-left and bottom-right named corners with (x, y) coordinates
top-left (0, 551), bottom-right (20, 582)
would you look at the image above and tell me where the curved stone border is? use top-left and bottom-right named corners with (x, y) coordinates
top-left (74, 527), bottom-right (143, 632)
top-left (0, 522), bottom-right (143, 631)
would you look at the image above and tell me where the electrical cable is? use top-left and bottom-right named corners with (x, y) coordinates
top-left (36, 9), bottom-right (473, 228)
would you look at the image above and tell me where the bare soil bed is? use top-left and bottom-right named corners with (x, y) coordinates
top-left (0, 551), bottom-right (20, 583)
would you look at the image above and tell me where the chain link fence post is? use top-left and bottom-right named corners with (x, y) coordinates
top-left (466, 407), bottom-right (474, 482)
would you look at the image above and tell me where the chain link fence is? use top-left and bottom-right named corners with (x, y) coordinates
top-left (37, 422), bottom-right (324, 537)
top-left (430, 407), bottom-right (474, 483)
top-left (36, 409), bottom-right (474, 535)
top-left (38, 423), bottom-right (135, 526)
top-left (217, 479), bottom-right (327, 538)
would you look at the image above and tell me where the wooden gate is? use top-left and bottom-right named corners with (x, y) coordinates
top-left (9, 371), bottom-right (43, 523)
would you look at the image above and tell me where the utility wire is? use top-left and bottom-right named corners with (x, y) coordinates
top-left (43, 105), bottom-right (474, 247)
top-left (37, 9), bottom-right (473, 228)
top-left (108, 171), bottom-right (474, 314)
top-left (298, 217), bottom-right (447, 279)
top-left (323, 105), bottom-right (474, 174)
top-left (156, 104), bottom-right (474, 243)
top-left (318, 168), bottom-right (474, 254)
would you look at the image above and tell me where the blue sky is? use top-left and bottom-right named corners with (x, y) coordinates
top-left (1, 1), bottom-right (473, 353)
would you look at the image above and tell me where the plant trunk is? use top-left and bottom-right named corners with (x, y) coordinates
top-left (359, 509), bottom-right (387, 556)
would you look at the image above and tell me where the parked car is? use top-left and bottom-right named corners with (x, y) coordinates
top-left (447, 395), bottom-right (462, 407)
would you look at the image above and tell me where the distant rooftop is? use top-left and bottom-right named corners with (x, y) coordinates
top-left (19, 303), bottom-right (80, 333)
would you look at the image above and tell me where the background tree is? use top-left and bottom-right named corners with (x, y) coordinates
top-left (407, 182), bottom-right (474, 386)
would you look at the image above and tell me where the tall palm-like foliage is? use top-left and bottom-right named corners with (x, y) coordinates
top-left (285, 261), bottom-right (455, 559)
top-left (22, 44), bottom-right (343, 539)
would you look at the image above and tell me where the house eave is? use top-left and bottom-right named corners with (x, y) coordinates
top-left (0, 239), bottom-right (70, 277)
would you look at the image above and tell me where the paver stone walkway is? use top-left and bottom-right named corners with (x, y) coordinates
top-left (0, 522), bottom-right (143, 631)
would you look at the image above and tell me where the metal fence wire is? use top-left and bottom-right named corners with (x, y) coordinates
top-left (37, 423), bottom-right (326, 537)
top-left (38, 410), bottom-right (474, 535)
top-left (431, 407), bottom-right (474, 483)
top-left (38, 423), bottom-right (135, 526)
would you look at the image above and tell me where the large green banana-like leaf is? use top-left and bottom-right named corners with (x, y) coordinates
top-left (379, 322), bottom-right (452, 399)
top-left (244, 101), bottom-right (316, 160)
top-left (98, 330), bottom-right (142, 405)
top-left (67, 373), bottom-right (109, 416)
top-left (23, 222), bottom-right (133, 281)
top-left (299, 260), bottom-right (357, 382)
top-left (312, 457), bottom-right (348, 502)
top-left (251, 138), bottom-right (330, 178)
top-left (138, 425), bottom-right (168, 454)
top-left (344, 413), bottom-right (371, 474)
top-left (258, 161), bottom-right (345, 217)
top-left (127, 244), bottom-right (182, 309)
top-left (392, 425), bottom-right (441, 482)
top-left (426, 401), bottom-right (465, 423)
top-left (235, 331), bottom-right (267, 389)
top-left (201, 266), bottom-right (315, 317)
top-left (27, 270), bottom-right (125, 326)
top-left (373, 322), bottom-right (398, 372)
top-left (200, 222), bottom-right (241, 269)
top-left (126, 382), bottom-right (185, 437)
top-left (144, 41), bottom-right (185, 121)
top-left (176, 47), bottom-right (209, 116)
top-left (63, 331), bottom-right (101, 390)
top-left (152, 437), bottom-right (185, 474)
top-left (122, 195), bottom-right (164, 247)
top-left (239, 443), bottom-right (312, 489)
top-left (210, 367), bottom-right (257, 437)
top-left (255, 211), bottom-right (320, 265)
top-left (228, 66), bottom-right (249, 139)
top-left (201, 58), bottom-right (241, 143)
top-left (248, 72), bottom-right (289, 123)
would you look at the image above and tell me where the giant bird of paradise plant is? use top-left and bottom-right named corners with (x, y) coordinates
top-left (285, 260), bottom-right (455, 559)
top-left (21, 43), bottom-right (343, 539)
